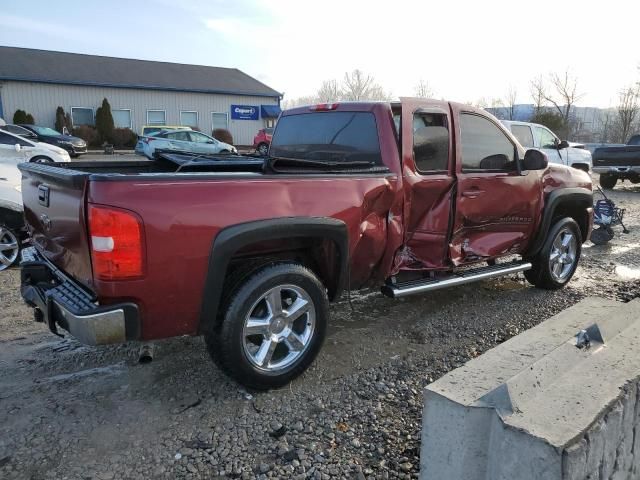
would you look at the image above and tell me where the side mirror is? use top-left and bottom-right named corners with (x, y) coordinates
top-left (14, 144), bottom-right (21, 152)
top-left (558, 140), bottom-right (570, 149)
top-left (523, 149), bottom-right (548, 171)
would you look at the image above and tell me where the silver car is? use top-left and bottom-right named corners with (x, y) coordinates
top-left (137, 129), bottom-right (237, 159)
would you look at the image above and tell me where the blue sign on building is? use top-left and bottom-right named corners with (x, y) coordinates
top-left (231, 105), bottom-right (259, 120)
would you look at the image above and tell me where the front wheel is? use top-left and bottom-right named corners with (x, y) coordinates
top-left (599, 174), bottom-right (617, 190)
top-left (205, 262), bottom-right (328, 390)
top-left (0, 224), bottom-right (21, 271)
top-left (525, 218), bottom-right (582, 290)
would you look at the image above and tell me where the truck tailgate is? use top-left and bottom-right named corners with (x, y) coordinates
top-left (18, 163), bottom-right (94, 289)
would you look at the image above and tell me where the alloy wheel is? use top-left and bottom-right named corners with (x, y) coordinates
top-left (0, 226), bottom-right (19, 271)
top-left (242, 284), bottom-right (316, 372)
top-left (548, 227), bottom-right (577, 282)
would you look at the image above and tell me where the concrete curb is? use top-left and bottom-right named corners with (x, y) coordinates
top-left (420, 297), bottom-right (640, 480)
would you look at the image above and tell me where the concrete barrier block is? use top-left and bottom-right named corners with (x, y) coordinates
top-left (421, 298), bottom-right (640, 480)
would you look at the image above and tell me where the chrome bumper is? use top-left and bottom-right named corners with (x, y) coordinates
top-left (593, 166), bottom-right (640, 174)
top-left (20, 247), bottom-right (139, 345)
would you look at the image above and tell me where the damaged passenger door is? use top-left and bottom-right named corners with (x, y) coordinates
top-left (396, 99), bottom-right (455, 270)
top-left (450, 109), bottom-right (540, 265)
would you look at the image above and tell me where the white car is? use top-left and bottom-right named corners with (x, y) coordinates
top-left (501, 120), bottom-right (592, 172)
top-left (0, 129), bottom-right (71, 164)
top-left (0, 129), bottom-right (70, 270)
top-left (136, 129), bottom-right (237, 159)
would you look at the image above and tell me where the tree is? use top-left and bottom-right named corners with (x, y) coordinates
top-left (529, 75), bottom-right (546, 117)
top-left (316, 80), bottom-right (341, 103)
top-left (530, 111), bottom-right (566, 135)
top-left (341, 69), bottom-right (389, 101)
top-left (414, 79), bottom-right (434, 98)
top-left (541, 70), bottom-right (584, 138)
top-left (505, 85), bottom-right (518, 120)
top-left (24, 113), bottom-right (34, 124)
top-left (13, 109), bottom-right (27, 124)
top-left (55, 106), bottom-right (66, 133)
top-left (95, 98), bottom-right (115, 144)
top-left (614, 85), bottom-right (640, 143)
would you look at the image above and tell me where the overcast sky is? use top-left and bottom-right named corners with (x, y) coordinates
top-left (1, 0), bottom-right (638, 107)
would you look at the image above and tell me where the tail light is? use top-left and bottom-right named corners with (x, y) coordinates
top-left (309, 103), bottom-right (339, 111)
top-left (88, 204), bottom-right (144, 280)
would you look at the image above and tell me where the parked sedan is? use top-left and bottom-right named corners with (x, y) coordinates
top-left (18, 125), bottom-right (87, 157)
top-left (136, 129), bottom-right (237, 159)
top-left (0, 124), bottom-right (39, 141)
top-left (0, 129), bottom-right (71, 163)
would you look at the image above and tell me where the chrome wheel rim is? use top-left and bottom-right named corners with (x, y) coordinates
top-left (549, 227), bottom-right (577, 282)
top-left (0, 226), bottom-right (19, 271)
top-left (242, 284), bottom-right (315, 372)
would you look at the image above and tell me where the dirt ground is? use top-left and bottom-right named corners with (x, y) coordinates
top-left (1, 177), bottom-right (639, 480)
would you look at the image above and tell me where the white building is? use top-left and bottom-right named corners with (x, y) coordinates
top-left (0, 47), bottom-right (282, 145)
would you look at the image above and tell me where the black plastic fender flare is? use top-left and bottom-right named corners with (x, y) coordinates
top-left (198, 217), bottom-right (349, 334)
top-left (526, 187), bottom-right (593, 257)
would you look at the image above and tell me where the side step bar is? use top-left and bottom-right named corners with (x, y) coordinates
top-left (381, 261), bottom-right (532, 298)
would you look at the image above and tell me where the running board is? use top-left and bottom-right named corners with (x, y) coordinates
top-left (381, 261), bottom-right (532, 298)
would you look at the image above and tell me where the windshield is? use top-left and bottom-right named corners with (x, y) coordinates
top-left (31, 125), bottom-right (60, 135)
top-left (270, 112), bottom-right (382, 164)
top-left (30, 126), bottom-right (61, 136)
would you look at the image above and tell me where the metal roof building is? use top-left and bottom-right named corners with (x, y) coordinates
top-left (0, 46), bottom-right (282, 145)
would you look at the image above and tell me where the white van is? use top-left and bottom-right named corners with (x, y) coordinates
top-left (501, 120), bottom-right (592, 172)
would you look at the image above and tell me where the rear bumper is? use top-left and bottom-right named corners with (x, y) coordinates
top-left (20, 247), bottom-right (140, 345)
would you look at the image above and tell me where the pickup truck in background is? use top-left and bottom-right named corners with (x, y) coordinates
top-left (501, 120), bottom-right (592, 172)
top-left (18, 99), bottom-right (593, 389)
top-left (593, 134), bottom-right (640, 189)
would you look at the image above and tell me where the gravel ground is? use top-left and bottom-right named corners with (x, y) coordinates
top-left (1, 177), bottom-right (639, 480)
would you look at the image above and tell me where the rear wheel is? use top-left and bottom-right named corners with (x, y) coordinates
top-left (205, 262), bottom-right (328, 390)
top-left (599, 174), bottom-right (617, 189)
top-left (525, 218), bottom-right (581, 290)
top-left (257, 143), bottom-right (269, 156)
top-left (0, 224), bottom-right (21, 271)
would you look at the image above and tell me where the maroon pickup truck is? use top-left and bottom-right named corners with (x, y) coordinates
top-left (18, 99), bottom-right (593, 389)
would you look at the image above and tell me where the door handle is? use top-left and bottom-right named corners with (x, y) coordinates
top-left (462, 189), bottom-right (485, 198)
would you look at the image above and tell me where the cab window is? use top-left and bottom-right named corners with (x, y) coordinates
top-left (460, 114), bottom-right (516, 172)
top-left (535, 127), bottom-right (558, 149)
top-left (511, 125), bottom-right (534, 148)
top-left (190, 132), bottom-right (214, 143)
top-left (412, 112), bottom-right (449, 172)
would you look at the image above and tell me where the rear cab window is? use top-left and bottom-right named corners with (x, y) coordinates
top-left (270, 111), bottom-right (382, 165)
top-left (510, 124), bottom-right (534, 148)
top-left (412, 112), bottom-right (449, 173)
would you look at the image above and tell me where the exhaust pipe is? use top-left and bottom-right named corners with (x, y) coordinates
top-left (138, 343), bottom-right (154, 364)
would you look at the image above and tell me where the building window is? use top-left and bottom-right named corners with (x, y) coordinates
top-left (112, 109), bottom-right (132, 129)
top-left (71, 107), bottom-right (94, 126)
top-left (212, 112), bottom-right (228, 132)
top-left (180, 111), bottom-right (198, 129)
top-left (265, 118), bottom-right (276, 128)
top-left (147, 110), bottom-right (166, 126)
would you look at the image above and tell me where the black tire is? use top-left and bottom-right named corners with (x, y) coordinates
top-left (70, 153), bottom-right (80, 158)
top-left (29, 156), bottom-right (53, 163)
top-left (599, 174), bottom-right (617, 190)
top-left (205, 262), bottom-right (328, 390)
top-left (257, 143), bottom-right (269, 156)
top-left (0, 224), bottom-right (21, 271)
top-left (524, 218), bottom-right (582, 290)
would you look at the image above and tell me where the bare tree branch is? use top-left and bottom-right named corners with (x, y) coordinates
top-left (529, 75), bottom-right (546, 116)
top-left (542, 70), bottom-right (585, 136)
top-left (505, 85), bottom-right (517, 120)
top-left (414, 79), bottom-right (434, 98)
top-left (614, 85), bottom-right (640, 143)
